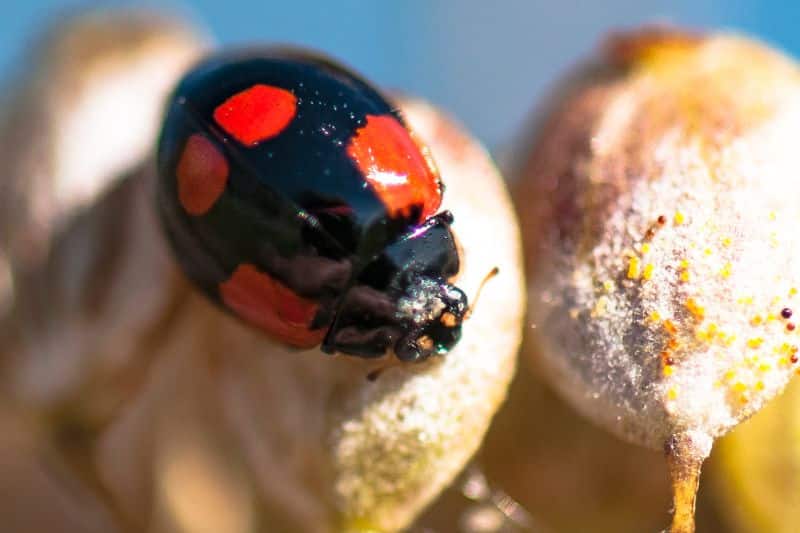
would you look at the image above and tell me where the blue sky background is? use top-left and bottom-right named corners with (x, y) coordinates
top-left (1, 1), bottom-right (798, 149)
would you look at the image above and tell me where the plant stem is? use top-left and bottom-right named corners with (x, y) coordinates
top-left (665, 431), bottom-right (712, 533)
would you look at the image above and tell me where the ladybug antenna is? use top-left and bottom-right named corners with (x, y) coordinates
top-left (465, 266), bottom-right (499, 320)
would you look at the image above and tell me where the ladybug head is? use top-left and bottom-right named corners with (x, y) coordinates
top-left (393, 277), bottom-right (468, 362)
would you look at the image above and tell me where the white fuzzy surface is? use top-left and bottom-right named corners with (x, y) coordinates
top-left (521, 34), bottom-right (800, 451)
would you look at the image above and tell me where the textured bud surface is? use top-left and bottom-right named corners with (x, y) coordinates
top-left (516, 31), bottom-right (800, 450)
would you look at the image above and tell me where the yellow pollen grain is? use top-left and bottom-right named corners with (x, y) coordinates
top-left (591, 296), bottom-right (608, 317)
top-left (746, 354), bottom-right (761, 366)
top-left (790, 288), bottom-right (798, 297)
top-left (758, 363), bottom-right (772, 372)
top-left (750, 315), bottom-right (763, 327)
top-left (779, 356), bottom-right (790, 366)
top-left (627, 256), bottom-right (641, 279)
top-left (721, 333), bottom-right (736, 347)
top-left (704, 247), bottom-right (713, 256)
top-left (747, 338), bottom-right (764, 349)
top-left (648, 311), bottom-right (662, 323)
top-left (674, 211), bottom-right (685, 225)
top-left (719, 262), bottom-right (732, 278)
top-left (679, 259), bottom-right (690, 269)
top-left (738, 295), bottom-right (754, 305)
top-left (641, 242), bottom-right (651, 254)
top-left (723, 369), bottom-right (736, 381)
top-left (642, 263), bottom-right (655, 281)
top-left (663, 365), bottom-right (674, 377)
top-left (766, 313), bottom-right (778, 323)
top-left (602, 280), bottom-right (615, 293)
top-left (680, 270), bottom-right (690, 283)
top-left (733, 381), bottom-right (747, 393)
top-left (667, 387), bottom-right (678, 400)
top-left (721, 237), bottom-right (732, 247)
top-left (769, 211), bottom-right (777, 221)
top-left (755, 381), bottom-right (766, 391)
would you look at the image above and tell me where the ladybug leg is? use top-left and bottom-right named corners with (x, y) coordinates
top-left (321, 284), bottom-right (404, 358)
top-left (324, 214), bottom-right (468, 360)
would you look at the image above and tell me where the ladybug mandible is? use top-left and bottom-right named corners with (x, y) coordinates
top-left (156, 48), bottom-right (467, 362)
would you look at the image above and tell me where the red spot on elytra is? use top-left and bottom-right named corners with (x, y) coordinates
top-left (347, 114), bottom-right (442, 221)
top-left (214, 84), bottom-right (296, 146)
top-left (177, 134), bottom-right (229, 216)
top-left (219, 263), bottom-right (325, 348)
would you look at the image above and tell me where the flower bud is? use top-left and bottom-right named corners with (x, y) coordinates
top-left (514, 28), bottom-right (800, 531)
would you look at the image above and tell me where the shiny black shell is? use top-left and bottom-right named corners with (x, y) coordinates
top-left (156, 48), bottom-right (465, 360)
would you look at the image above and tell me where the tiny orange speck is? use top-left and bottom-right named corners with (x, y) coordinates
top-left (685, 297), bottom-right (705, 319)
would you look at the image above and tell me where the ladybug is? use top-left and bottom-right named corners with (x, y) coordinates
top-left (156, 48), bottom-right (468, 362)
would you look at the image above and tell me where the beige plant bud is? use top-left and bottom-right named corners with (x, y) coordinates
top-left (0, 10), bottom-right (207, 317)
top-left (0, 10), bottom-right (208, 424)
top-left (514, 28), bottom-right (800, 532)
top-left (0, 12), bottom-right (524, 532)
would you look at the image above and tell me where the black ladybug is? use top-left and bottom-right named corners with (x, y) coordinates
top-left (156, 48), bottom-right (467, 362)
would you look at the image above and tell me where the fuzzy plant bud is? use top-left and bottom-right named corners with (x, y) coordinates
top-left (514, 28), bottom-right (800, 532)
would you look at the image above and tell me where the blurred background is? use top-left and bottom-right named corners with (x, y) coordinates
top-left (1, 0), bottom-right (799, 150)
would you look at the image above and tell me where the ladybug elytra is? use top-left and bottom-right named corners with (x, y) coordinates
top-left (156, 48), bottom-right (467, 362)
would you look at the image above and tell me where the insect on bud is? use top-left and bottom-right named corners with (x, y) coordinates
top-left (514, 27), bottom-right (800, 532)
